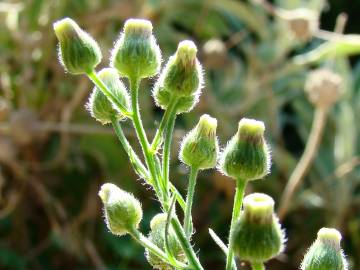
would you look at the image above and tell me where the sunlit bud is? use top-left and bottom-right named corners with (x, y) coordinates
top-left (153, 40), bottom-right (203, 113)
top-left (180, 114), bottom-right (219, 169)
top-left (233, 193), bottom-right (285, 263)
top-left (219, 118), bottom-right (271, 180)
top-left (86, 68), bottom-right (130, 124)
top-left (53, 18), bottom-right (102, 74)
top-left (301, 228), bottom-right (348, 270)
top-left (111, 18), bottom-right (161, 79)
top-left (98, 183), bottom-right (142, 236)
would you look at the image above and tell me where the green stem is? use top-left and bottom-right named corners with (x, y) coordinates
top-left (251, 262), bottom-right (265, 270)
top-left (110, 116), bottom-right (149, 181)
top-left (171, 217), bottom-right (204, 270)
top-left (87, 70), bottom-right (132, 118)
top-left (184, 167), bottom-right (199, 239)
top-left (129, 76), bottom-right (163, 202)
top-left (225, 178), bottom-right (247, 270)
top-left (128, 228), bottom-right (188, 269)
top-left (151, 98), bottom-right (178, 152)
top-left (161, 103), bottom-right (177, 203)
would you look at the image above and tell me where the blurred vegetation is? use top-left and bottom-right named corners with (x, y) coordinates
top-left (0, 0), bottom-right (359, 269)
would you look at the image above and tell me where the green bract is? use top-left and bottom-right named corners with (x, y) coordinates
top-left (301, 228), bottom-right (348, 270)
top-left (86, 68), bottom-right (130, 124)
top-left (98, 183), bottom-right (143, 236)
top-left (146, 213), bottom-right (186, 270)
top-left (153, 40), bottom-right (203, 113)
top-left (220, 118), bottom-right (271, 180)
top-left (53, 17), bottom-right (101, 74)
top-left (180, 114), bottom-right (219, 169)
top-left (232, 193), bottom-right (285, 263)
top-left (111, 19), bottom-right (161, 79)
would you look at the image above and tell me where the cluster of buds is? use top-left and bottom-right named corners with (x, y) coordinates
top-left (53, 16), bottom-right (349, 270)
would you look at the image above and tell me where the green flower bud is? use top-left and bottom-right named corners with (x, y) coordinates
top-left (53, 18), bottom-right (102, 74)
top-left (146, 213), bottom-right (186, 270)
top-left (153, 40), bottom-right (203, 113)
top-left (301, 228), bottom-right (348, 270)
top-left (86, 68), bottom-right (130, 124)
top-left (232, 193), bottom-right (285, 263)
top-left (219, 118), bottom-right (271, 180)
top-left (98, 183), bottom-right (142, 236)
top-left (111, 18), bottom-right (161, 79)
top-left (179, 114), bottom-right (219, 169)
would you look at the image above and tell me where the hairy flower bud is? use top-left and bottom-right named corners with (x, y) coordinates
top-left (153, 40), bottom-right (203, 113)
top-left (219, 118), bottom-right (271, 180)
top-left (304, 69), bottom-right (343, 108)
top-left (98, 183), bottom-right (142, 236)
top-left (111, 19), bottom-right (161, 79)
top-left (86, 68), bottom-right (130, 124)
top-left (180, 114), bottom-right (219, 169)
top-left (146, 213), bottom-right (186, 270)
top-left (282, 8), bottom-right (319, 42)
top-left (53, 18), bottom-right (102, 74)
top-left (301, 228), bottom-right (348, 270)
top-left (232, 193), bottom-right (285, 263)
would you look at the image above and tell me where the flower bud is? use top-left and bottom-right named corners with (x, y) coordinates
top-left (98, 183), bottom-right (142, 236)
top-left (153, 40), bottom-right (203, 113)
top-left (301, 228), bottom-right (348, 270)
top-left (53, 18), bottom-right (102, 74)
top-left (146, 213), bottom-right (186, 270)
top-left (304, 69), bottom-right (343, 108)
top-left (111, 19), bottom-right (161, 79)
top-left (282, 8), bottom-right (319, 42)
top-left (179, 114), bottom-right (219, 169)
top-left (232, 193), bottom-right (285, 263)
top-left (219, 118), bottom-right (271, 180)
top-left (86, 68), bottom-right (130, 124)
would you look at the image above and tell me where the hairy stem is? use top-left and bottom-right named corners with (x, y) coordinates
top-left (129, 76), bottom-right (163, 202)
top-left (251, 262), bottom-right (265, 270)
top-left (278, 107), bottom-right (328, 219)
top-left (87, 70), bottom-right (132, 118)
top-left (161, 104), bottom-right (178, 203)
top-left (184, 167), bottom-right (199, 239)
top-left (171, 217), bottom-right (204, 270)
top-left (151, 98), bottom-right (178, 152)
top-left (110, 116), bottom-right (149, 181)
top-left (226, 178), bottom-right (247, 270)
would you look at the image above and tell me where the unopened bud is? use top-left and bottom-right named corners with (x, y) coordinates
top-left (98, 183), bottom-right (142, 236)
top-left (153, 40), bottom-right (203, 113)
top-left (53, 18), bottom-right (102, 74)
top-left (86, 68), bottom-right (130, 124)
top-left (233, 193), bottom-right (285, 263)
top-left (301, 228), bottom-right (348, 270)
top-left (111, 19), bottom-right (161, 79)
top-left (304, 69), bottom-right (343, 108)
top-left (146, 213), bottom-right (186, 270)
top-left (219, 118), bottom-right (271, 180)
top-left (180, 114), bottom-right (219, 169)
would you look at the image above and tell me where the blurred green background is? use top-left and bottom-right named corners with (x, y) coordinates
top-left (0, 0), bottom-right (359, 269)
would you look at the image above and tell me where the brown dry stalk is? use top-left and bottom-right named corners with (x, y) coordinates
top-left (278, 107), bottom-right (328, 219)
